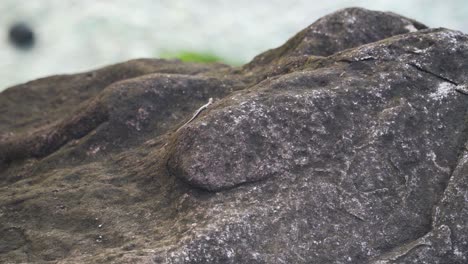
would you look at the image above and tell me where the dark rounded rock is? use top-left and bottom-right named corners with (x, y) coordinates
top-left (8, 22), bottom-right (35, 49)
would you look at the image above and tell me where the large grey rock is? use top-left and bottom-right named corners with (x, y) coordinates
top-left (246, 7), bottom-right (427, 65)
top-left (1, 7), bottom-right (468, 264)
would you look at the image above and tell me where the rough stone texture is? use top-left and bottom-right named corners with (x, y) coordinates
top-left (1, 7), bottom-right (468, 264)
top-left (246, 8), bottom-right (427, 65)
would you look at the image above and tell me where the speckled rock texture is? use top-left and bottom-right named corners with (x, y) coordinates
top-left (1, 7), bottom-right (468, 264)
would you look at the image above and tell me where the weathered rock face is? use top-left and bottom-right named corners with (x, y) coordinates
top-left (1, 7), bottom-right (468, 264)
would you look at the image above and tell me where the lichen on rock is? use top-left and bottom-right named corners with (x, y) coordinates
top-left (1, 7), bottom-right (468, 264)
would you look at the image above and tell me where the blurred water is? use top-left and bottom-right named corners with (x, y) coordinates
top-left (0, 0), bottom-right (467, 90)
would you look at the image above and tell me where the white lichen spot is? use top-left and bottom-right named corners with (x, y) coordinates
top-left (226, 248), bottom-right (234, 258)
top-left (454, 247), bottom-right (463, 257)
top-left (87, 145), bottom-right (105, 155)
top-left (412, 48), bottom-right (427, 54)
top-left (429, 82), bottom-right (456, 101)
top-left (346, 16), bottom-right (356, 24)
top-left (456, 84), bottom-right (468, 94)
top-left (404, 24), bottom-right (418, 32)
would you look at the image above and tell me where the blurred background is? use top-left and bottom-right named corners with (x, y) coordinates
top-left (0, 0), bottom-right (467, 91)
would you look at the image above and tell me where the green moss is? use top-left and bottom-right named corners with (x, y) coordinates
top-left (159, 51), bottom-right (243, 66)
top-left (161, 51), bottom-right (223, 63)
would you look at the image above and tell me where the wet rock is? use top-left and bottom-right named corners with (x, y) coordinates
top-left (1, 7), bottom-right (468, 264)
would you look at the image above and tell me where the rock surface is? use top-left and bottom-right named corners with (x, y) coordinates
top-left (1, 7), bottom-right (468, 264)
